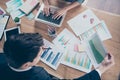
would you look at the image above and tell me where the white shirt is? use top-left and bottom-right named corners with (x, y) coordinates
top-left (8, 64), bottom-right (32, 72)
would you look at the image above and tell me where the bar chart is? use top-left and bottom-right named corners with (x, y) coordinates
top-left (40, 39), bottom-right (63, 70)
top-left (61, 48), bottom-right (92, 73)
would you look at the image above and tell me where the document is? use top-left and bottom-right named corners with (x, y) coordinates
top-left (79, 21), bottom-right (112, 41)
top-left (40, 39), bottom-right (63, 70)
top-left (52, 28), bottom-right (76, 51)
top-left (86, 33), bottom-right (107, 68)
top-left (61, 38), bottom-right (92, 73)
top-left (67, 9), bottom-right (100, 36)
top-left (6, 0), bottom-right (25, 19)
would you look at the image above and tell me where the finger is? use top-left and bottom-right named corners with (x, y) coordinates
top-left (52, 11), bottom-right (59, 19)
top-left (43, 9), bottom-right (45, 15)
top-left (45, 8), bottom-right (48, 16)
top-left (57, 13), bottom-right (64, 20)
top-left (46, 8), bottom-right (50, 16)
top-left (57, 15), bottom-right (62, 20)
top-left (52, 13), bottom-right (58, 19)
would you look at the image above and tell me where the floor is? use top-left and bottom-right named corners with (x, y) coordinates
top-left (85, 0), bottom-right (120, 15)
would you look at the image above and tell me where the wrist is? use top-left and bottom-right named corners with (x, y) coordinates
top-left (96, 69), bottom-right (102, 76)
top-left (43, 0), bottom-right (49, 5)
top-left (63, 7), bottom-right (70, 12)
top-left (97, 65), bottom-right (106, 74)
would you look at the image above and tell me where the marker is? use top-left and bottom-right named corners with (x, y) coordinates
top-left (41, 47), bottom-right (51, 58)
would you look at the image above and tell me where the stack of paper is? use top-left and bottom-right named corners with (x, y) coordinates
top-left (67, 9), bottom-right (112, 41)
top-left (52, 28), bottom-right (92, 73)
top-left (42, 29), bottom-right (108, 73)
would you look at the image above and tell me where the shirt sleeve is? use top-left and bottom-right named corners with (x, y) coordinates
top-left (74, 70), bottom-right (101, 80)
top-left (96, 69), bottom-right (102, 77)
top-left (77, 0), bottom-right (85, 4)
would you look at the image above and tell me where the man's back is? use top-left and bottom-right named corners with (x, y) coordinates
top-left (0, 53), bottom-right (51, 80)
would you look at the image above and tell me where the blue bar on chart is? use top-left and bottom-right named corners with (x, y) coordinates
top-left (46, 51), bottom-right (53, 62)
top-left (51, 52), bottom-right (61, 66)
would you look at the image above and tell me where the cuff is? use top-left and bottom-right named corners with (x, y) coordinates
top-left (96, 69), bottom-right (102, 77)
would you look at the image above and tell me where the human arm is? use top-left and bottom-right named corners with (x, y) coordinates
top-left (52, 1), bottom-right (80, 19)
top-left (74, 53), bottom-right (115, 80)
top-left (42, 0), bottom-right (50, 16)
top-left (96, 53), bottom-right (115, 75)
top-left (52, 0), bottom-right (85, 19)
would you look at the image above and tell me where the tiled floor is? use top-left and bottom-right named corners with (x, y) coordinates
top-left (86, 0), bottom-right (120, 15)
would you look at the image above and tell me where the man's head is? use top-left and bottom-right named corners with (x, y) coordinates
top-left (3, 33), bottom-right (44, 69)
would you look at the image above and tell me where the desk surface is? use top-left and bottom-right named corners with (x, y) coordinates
top-left (0, 0), bottom-right (120, 80)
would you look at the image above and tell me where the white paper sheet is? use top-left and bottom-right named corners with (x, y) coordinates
top-left (79, 21), bottom-right (112, 41)
top-left (40, 39), bottom-right (63, 70)
top-left (67, 9), bottom-right (100, 36)
top-left (52, 28), bottom-right (76, 51)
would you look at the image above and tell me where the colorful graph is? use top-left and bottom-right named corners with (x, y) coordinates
top-left (53, 28), bottom-right (76, 51)
top-left (79, 21), bottom-right (112, 41)
top-left (40, 39), bottom-right (63, 70)
top-left (61, 49), bottom-right (92, 73)
top-left (41, 49), bottom-right (62, 66)
top-left (58, 35), bottom-right (70, 48)
top-left (89, 40), bottom-right (104, 64)
top-left (74, 43), bottom-right (85, 52)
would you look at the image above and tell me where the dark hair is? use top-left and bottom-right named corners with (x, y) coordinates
top-left (3, 33), bottom-right (44, 68)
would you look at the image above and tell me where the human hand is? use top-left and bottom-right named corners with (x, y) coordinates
top-left (43, 4), bottom-right (50, 16)
top-left (52, 8), bottom-right (67, 20)
top-left (97, 53), bottom-right (115, 74)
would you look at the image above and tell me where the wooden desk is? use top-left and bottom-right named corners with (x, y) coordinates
top-left (0, 0), bottom-right (120, 80)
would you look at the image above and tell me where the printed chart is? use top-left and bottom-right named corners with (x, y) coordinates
top-left (61, 48), bottom-right (92, 73)
top-left (61, 38), bottom-right (92, 73)
top-left (6, 0), bottom-right (25, 19)
top-left (40, 39), bottom-right (63, 70)
top-left (79, 21), bottom-right (112, 41)
top-left (67, 9), bottom-right (100, 36)
top-left (53, 28), bottom-right (76, 51)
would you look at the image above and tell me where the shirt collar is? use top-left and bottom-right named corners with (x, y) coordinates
top-left (8, 64), bottom-right (32, 72)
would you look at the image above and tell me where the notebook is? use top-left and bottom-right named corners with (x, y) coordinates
top-left (35, 4), bottom-right (66, 27)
